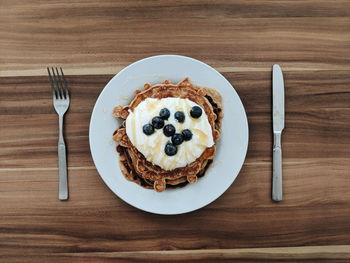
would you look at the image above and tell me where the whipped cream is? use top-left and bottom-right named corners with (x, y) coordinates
top-left (125, 97), bottom-right (214, 171)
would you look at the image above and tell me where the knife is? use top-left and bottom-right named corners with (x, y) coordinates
top-left (272, 64), bottom-right (285, 202)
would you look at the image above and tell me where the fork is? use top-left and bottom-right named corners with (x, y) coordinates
top-left (47, 67), bottom-right (70, 200)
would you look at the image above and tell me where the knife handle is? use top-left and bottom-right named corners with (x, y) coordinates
top-left (272, 132), bottom-right (283, 201)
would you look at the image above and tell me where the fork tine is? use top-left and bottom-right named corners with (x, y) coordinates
top-left (47, 67), bottom-right (58, 99)
top-left (60, 67), bottom-right (69, 98)
top-left (51, 67), bottom-right (62, 99)
top-left (55, 67), bottom-right (66, 99)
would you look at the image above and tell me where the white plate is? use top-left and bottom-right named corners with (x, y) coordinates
top-left (89, 55), bottom-right (248, 215)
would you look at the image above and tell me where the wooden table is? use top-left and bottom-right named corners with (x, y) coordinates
top-left (1, 1), bottom-right (350, 262)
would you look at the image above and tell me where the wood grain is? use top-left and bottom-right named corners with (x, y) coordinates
top-left (0, 0), bottom-right (349, 76)
top-left (2, 246), bottom-right (350, 263)
top-left (1, 71), bottom-right (350, 261)
top-left (0, 0), bottom-right (350, 262)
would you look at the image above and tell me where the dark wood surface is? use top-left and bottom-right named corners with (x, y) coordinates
top-left (1, 1), bottom-right (350, 262)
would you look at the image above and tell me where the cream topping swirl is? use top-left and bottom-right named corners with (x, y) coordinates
top-left (125, 97), bottom-right (214, 171)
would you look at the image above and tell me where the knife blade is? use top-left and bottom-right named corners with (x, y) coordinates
top-left (272, 64), bottom-right (285, 201)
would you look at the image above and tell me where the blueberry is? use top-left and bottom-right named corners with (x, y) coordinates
top-left (143, 124), bottom-right (154, 135)
top-left (163, 124), bottom-right (176, 137)
top-left (182, 129), bottom-right (193, 141)
top-left (174, 111), bottom-right (185, 123)
top-left (165, 143), bottom-right (177, 156)
top-left (159, 108), bottom-right (170, 120)
top-left (171, 133), bottom-right (184, 145)
top-left (152, 116), bottom-right (164, 129)
top-left (190, 106), bottom-right (202, 118)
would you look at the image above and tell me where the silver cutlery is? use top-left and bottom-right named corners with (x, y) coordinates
top-left (47, 67), bottom-right (70, 201)
top-left (272, 64), bottom-right (285, 202)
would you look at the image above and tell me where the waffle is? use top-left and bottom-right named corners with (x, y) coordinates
top-left (113, 78), bottom-right (223, 192)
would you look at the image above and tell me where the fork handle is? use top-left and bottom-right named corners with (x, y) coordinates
top-left (58, 114), bottom-right (68, 200)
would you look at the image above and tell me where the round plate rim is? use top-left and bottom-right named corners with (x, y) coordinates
top-left (89, 54), bottom-right (249, 215)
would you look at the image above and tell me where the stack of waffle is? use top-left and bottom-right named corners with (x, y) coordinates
top-left (113, 78), bottom-right (223, 192)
